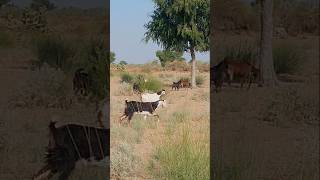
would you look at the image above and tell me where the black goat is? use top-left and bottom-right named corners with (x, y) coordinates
top-left (33, 121), bottom-right (109, 180)
top-left (120, 100), bottom-right (167, 124)
top-left (172, 80), bottom-right (181, 90)
top-left (211, 60), bottom-right (228, 92)
top-left (73, 68), bottom-right (90, 96)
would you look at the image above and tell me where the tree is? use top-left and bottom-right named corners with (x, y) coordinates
top-left (259, 0), bottom-right (278, 86)
top-left (156, 50), bottom-right (185, 67)
top-left (119, 60), bottom-right (127, 65)
top-left (109, 51), bottom-right (116, 64)
top-left (30, 0), bottom-right (56, 11)
top-left (145, 0), bottom-right (210, 87)
top-left (0, 0), bottom-right (10, 8)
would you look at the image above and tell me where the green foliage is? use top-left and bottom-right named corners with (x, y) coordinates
top-left (156, 50), bottom-right (185, 67)
top-left (119, 60), bottom-right (127, 65)
top-left (83, 37), bottom-right (108, 100)
top-left (150, 129), bottom-right (209, 180)
top-left (273, 42), bottom-right (302, 74)
top-left (196, 75), bottom-right (205, 86)
top-left (0, 0), bottom-right (10, 7)
top-left (120, 73), bottom-right (162, 93)
top-left (141, 78), bottom-right (163, 92)
top-left (33, 35), bottom-right (75, 71)
top-left (133, 74), bottom-right (162, 93)
top-left (110, 51), bottom-right (116, 64)
top-left (145, 0), bottom-right (210, 53)
top-left (120, 72), bottom-right (134, 83)
top-left (222, 41), bottom-right (257, 64)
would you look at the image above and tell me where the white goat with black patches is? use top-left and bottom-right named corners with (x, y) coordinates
top-left (141, 89), bottom-right (166, 102)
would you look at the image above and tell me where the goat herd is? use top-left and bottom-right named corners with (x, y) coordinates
top-left (34, 69), bottom-right (192, 180)
top-left (33, 59), bottom-right (259, 179)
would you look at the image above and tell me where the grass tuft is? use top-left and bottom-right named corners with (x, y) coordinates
top-left (150, 127), bottom-right (209, 180)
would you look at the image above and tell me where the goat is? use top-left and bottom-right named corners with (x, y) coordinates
top-left (73, 68), bottom-right (90, 96)
top-left (119, 100), bottom-right (167, 124)
top-left (172, 80), bottom-right (181, 90)
top-left (180, 79), bottom-right (192, 89)
top-left (141, 89), bottom-right (165, 102)
top-left (211, 60), bottom-right (228, 93)
top-left (225, 60), bottom-right (260, 89)
top-left (33, 121), bottom-right (109, 180)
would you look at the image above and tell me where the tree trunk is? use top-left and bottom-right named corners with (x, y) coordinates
top-left (260, 0), bottom-right (278, 87)
top-left (190, 46), bottom-right (197, 88)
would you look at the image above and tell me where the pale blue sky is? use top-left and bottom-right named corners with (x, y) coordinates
top-left (110, 0), bottom-right (209, 64)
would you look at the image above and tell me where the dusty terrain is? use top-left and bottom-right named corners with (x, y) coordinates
top-left (212, 35), bottom-right (319, 179)
top-left (110, 69), bottom-right (210, 179)
top-left (0, 7), bottom-right (108, 180)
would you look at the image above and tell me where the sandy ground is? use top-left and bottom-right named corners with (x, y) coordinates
top-left (211, 36), bottom-right (319, 179)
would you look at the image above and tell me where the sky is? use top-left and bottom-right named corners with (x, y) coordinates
top-left (110, 0), bottom-right (209, 64)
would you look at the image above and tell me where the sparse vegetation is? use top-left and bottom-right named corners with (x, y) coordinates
top-left (196, 75), bottom-right (205, 86)
top-left (150, 128), bottom-right (209, 180)
top-left (0, 32), bottom-right (14, 48)
top-left (120, 72), bottom-right (134, 84)
top-left (32, 35), bottom-right (75, 71)
top-left (222, 41), bottom-right (257, 64)
top-left (111, 142), bottom-right (140, 178)
top-left (273, 42), bottom-right (303, 74)
top-left (156, 50), bottom-right (185, 67)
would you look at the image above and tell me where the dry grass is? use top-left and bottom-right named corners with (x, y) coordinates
top-left (110, 65), bottom-right (210, 179)
top-left (0, 7), bottom-right (108, 180)
top-left (212, 35), bottom-right (319, 179)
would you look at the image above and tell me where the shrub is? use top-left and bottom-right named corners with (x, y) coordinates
top-left (142, 78), bottom-right (163, 92)
top-left (165, 111), bottom-right (190, 136)
top-left (150, 128), bottom-right (209, 180)
top-left (111, 142), bottom-right (140, 178)
top-left (156, 50), bottom-right (185, 67)
top-left (114, 82), bottom-right (133, 96)
top-left (119, 60), bottom-right (127, 65)
top-left (82, 36), bottom-right (109, 100)
top-left (120, 72), bottom-right (134, 83)
top-left (33, 35), bottom-right (75, 71)
top-left (273, 42), bottom-right (302, 74)
top-left (131, 74), bottom-right (163, 93)
top-left (222, 41), bottom-right (257, 64)
top-left (0, 32), bottom-right (13, 48)
top-left (196, 75), bottom-right (205, 86)
top-left (166, 61), bottom-right (191, 71)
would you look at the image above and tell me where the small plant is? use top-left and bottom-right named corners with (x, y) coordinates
top-left (131, 74), bottom-right (163, 93)
top-left (150, 128), bottom-right (209, 180)
top-left (111, 142), bottom-right (140, 178)
top-left (0, 32), bottom-right (13, 48)
top-left (119, 60), bottom-right (127, 66)
top-left (222, 41), bottom-right (257, 64)
top-left (120, 72), bottom-right (134, 83)
top-left (273, 42), bottom-right (302, 74)
top-left (33, 35), bottom-right (75, 71)
top-left (142, 78), bottom-right (163, 92)
top-left (196, 75), bottom-right (205, 86)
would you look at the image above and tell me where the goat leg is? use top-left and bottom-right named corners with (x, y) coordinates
top-left (32, 164), bottom-right (51, 180)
